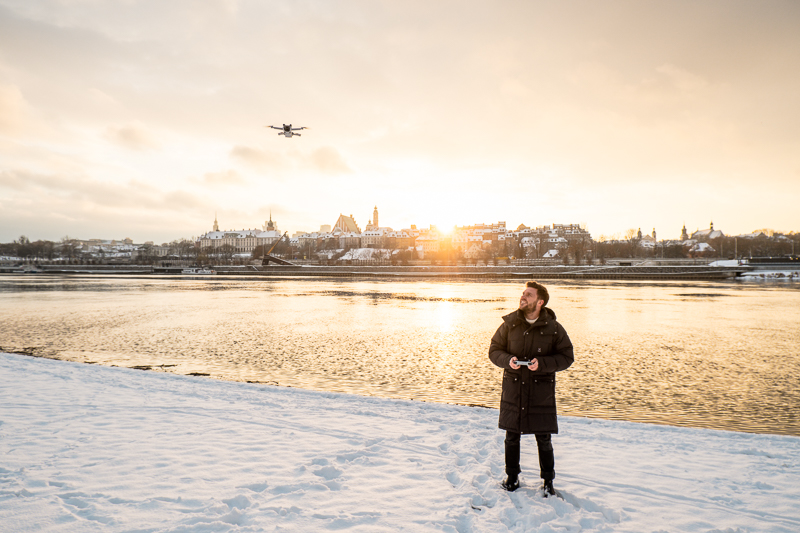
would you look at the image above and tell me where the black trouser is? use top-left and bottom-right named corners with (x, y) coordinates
top-left (505, 431), bottom-right (555, 481)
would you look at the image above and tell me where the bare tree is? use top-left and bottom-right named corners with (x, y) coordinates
top-left (624, 228), bottom-right (639, 258)
top-left (60, 236), bottom-right (77, 263)
top-left (218, 244), bottom-right (235, 264)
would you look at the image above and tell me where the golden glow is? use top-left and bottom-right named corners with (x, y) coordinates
top-left (437, 224), bottom-right (457, 236)
top-left (1, 2), bottom-right (798, 242)
top-left (435, 301), bottom-right (456, 332)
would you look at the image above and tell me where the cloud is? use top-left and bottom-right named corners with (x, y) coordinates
top-left (309, 147), bottom-right (352, 175)
top-left (655, 64), bottom-right (709, 93)
top-left (0, 84), bottom-right (27, 133)
top-left (0, 168), bottom-right (201, 212)
top-left (88, 87), bottom-right (118, 106)
top-left (229, 145), bottom-right (284, 171)
top-left (194, 169), bottom-right (246, 186)
top-left (230, 144), bottom-right (353, 176)
top-left (2, 1), bottom-right (800, 241)
top-left (0, 169), bottom-right (27, 190)
top-left (0, 83), bottom-right (41, 134)
top-left (163, 189), bottom-right (204, 209)
top-left (104, 121), bottom-right (160, 150)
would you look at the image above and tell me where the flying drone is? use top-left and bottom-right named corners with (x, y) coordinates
top-left (266, 124), bottom-right (308, 138)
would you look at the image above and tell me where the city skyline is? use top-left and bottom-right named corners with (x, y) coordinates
top-left (5, 210), bottom-right (792, 248)
top-left (2, 1), bottom-right (799, 243)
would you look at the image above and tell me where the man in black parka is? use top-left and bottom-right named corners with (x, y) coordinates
top-left (489, 281), bottom-right (574, 494)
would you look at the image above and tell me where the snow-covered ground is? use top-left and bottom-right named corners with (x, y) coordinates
top-left (2, 352), bottom-right (799, 533)
top-left (740, 271), bottom-right (799, 279)
top-left (709, 260), bottom-right (799, 279)
top-left (339, 248), bottom-right (391, 261)
top-left (708, 260), bottom-right (744, 267)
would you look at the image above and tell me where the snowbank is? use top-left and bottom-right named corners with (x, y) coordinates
top-left (708, 259), bottom-right (799, 279)
top-left (1, 352), bottom-right (799, 532)
top-left (739, 270), bottom-right (800, 279)
top-left (339, 248), bottom-right (391, 261)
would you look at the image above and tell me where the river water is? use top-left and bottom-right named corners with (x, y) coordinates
top-left (2, 275), bottom-right (799, 436)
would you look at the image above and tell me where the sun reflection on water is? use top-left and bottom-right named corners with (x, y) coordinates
top-left (2, 276), bottom-right (800, 435)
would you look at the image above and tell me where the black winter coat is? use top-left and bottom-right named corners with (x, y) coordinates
top-left (488, 307), bottom-right (574, 434)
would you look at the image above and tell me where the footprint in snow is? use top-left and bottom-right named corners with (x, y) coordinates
top-left (222, 494), bottom-right (251, 509)
top-left (236, 481), bottom-right (268, 493)
top-left (446, 471), bottom-right (461, 487)
top-left (312, 465), bottom-right (343, 481)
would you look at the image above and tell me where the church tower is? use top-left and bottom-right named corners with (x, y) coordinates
top-left (373, 206), bottom-right (379, 228)
top-left (652, 228), bottom-right (657, 240)
top-left (637, 228), bottom-right (642, 240)
top-left (213, 213), bottom-right (219, 232)
top-left (265, 211), bottom-right (276, 232)
top-left (681, 224), bottom-right (689, 241)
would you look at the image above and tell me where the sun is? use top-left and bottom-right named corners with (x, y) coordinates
top-left (438, 224), bottom-right (457, 236)
top-left (430, 212), bottom-right (463, 235)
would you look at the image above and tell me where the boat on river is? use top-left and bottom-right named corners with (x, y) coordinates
top-left (181, 267), bottom-right (216, 275)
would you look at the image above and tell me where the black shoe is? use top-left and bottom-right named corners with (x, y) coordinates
top-left (542, 479), bottom-right (555, 497)
top-left (502, 476), bottom-right (520, 492)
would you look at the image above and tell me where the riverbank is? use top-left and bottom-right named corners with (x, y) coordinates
top-left (2, 352), bottom-right (799, 532)
top-left (0, 263), bottom-right (764, 280)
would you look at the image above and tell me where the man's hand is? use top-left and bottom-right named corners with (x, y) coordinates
top-left (510, 357), bottom-right (539, 370)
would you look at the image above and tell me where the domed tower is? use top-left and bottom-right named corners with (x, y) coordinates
top-left (373, 206), bottom-right (379, 228)
top-left (652, 228), bottom-right (657, 240)
top-left (681, 224), bottom-right (689, 241)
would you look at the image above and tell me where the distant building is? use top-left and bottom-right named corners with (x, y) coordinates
top-left (450, 222), bottom-right (506, 251)
top-left (692, 221), bottom-right (725, 241)
top-left (416, 228), bottom-right (442, 254)
top-left (387, 230), bottom-right (414, 249)
top-left (362, 229), bottom-right (386, 248)
top-left (360, 207), bottom-right (395, 247)
top-left (737, 231), bottom-right (767, 239)
top-left (689, 242), bottom-right (715, 255)
top-left (365, 206), bottom-right (380, 231)
top-left (263, 212), bottom-right (276, 232)
top-left (198, 215), bottom-right (282, 254)
top-left (463, 242), bottom-right (485, 259)
top-left (333, 214), bottom-right (361, 234)
top-left (338, 231), bottom-right (361, 249)
top-left (526, 223), bottom-right (592, 246)
top-left (639, 228), bottom-right (657, 249)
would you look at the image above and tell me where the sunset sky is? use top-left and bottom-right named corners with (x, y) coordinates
top-left (1, 0), bottom-right (799, 243)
